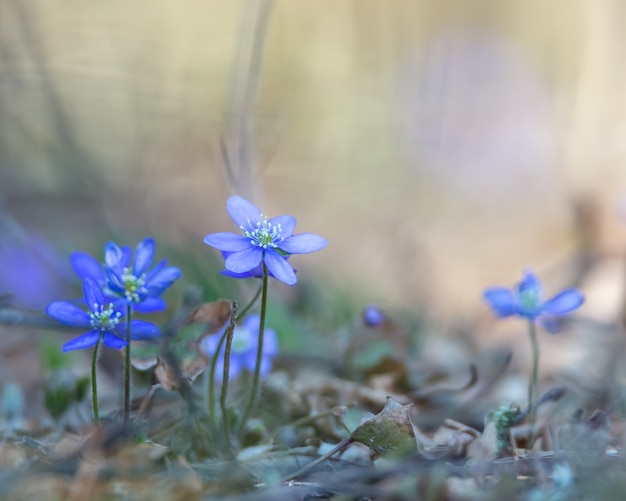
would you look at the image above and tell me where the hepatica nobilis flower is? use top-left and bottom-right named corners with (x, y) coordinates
top-left (71, 237), bottom-right (181, 312)
top-left (46, 277), bottom-right (159, 352)
top-left (203, 196), bottom-right (327, 285)
top-left (204, 314), bottom-right (278, 382)
top-left (483, 270), bottom-right (584, 332)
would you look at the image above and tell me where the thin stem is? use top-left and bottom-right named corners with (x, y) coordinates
top-left (238, 261), bottom-right (268, 434)
top-left (527, 320), bottom-right (539, 447)
top-left (208, 329), bottom-right (229, 420)
top-left (219, 302), bottom-right (238, 448)
top-left (91, 338), bottom-right (101, 423)
top-left (237, 282), bottom-right (263, 320)
top-left (281, 438), bottom-right (353, 482)
top-left (124, 303), bottom-right (132, 423)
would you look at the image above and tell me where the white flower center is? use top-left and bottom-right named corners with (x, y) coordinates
top-left (90, 302), bottom-right (122, 330)
top-left (241, 214), bottom-right (283, 249)
top-left (121, 267), bottom-right (147, 302)
top-left (231, 327), bottom-right (254, 354)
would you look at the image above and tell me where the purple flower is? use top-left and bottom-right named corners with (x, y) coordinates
top-left (204, 314), bottom-right (278, 381)
top-left (483, 270), bottom-right (584, 332)
top-left (203, 196), bottom-right (327, 286)
top-left (363, 305), bottom-right (385, 327)
top-left (71, 237), bottom-right (181, 313)
top-left (46, 277), bottom-right (159, 352)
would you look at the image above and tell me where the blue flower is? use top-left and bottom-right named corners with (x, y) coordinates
top-left (483, 270), bottom-right (584, 332)
top-left (363, 304), bottom-right (385, 327)
top-left (203, 196), bottom-right (327, 286)
top-left (46, 277), bottom-right (160, 352)
top-left (219, 251), bottom-right (296, 279)
top-left (70, 237), bottom-right (181, 313)
top-left (203, 314), bottom-right (278, 381)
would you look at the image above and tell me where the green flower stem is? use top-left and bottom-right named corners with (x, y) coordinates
top-left (236, 282), bottom-right (263, 320)
top-left (238, 261), bottom-right (268, 435)
top-left (219, 302), bottom-right (237, 448)
top-left (208, 329), bottom-right (228, 420)
top-left (527, 319), bottom-right (539, 447)
top-left (91, 339), bottom-right (101, 423)
top-left (123, 304), bottom-right (132, 423)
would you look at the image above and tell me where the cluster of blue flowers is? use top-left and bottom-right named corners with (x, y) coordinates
top-left (47, 237), bottom-right (181, 351)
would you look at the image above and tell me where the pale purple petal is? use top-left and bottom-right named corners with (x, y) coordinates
top-left (226, 196), bottom-right (262, 228)
top-left (133, 297), bottom-right (167, 313)
top-left (46, 301), bottom-right (91, 327)
top-left (262, 327), bottom-right (279, 356)
top-left (204, 232), bottom-right (251, 252)
top-left (264, 250), bottom-right (297, 285)
top-left (104, 241), bottom-right (124, 270)
top-left (483, 288), bottom-right (521, 317)
top-left (224, 248), bottom-right (263, 273)
top-left (269, 215), bottom-right (297, 238)
top-left (62, 331), bottom-right (99, 351)
top-left (70, 251), bottom-right (104, 281)
top-left (133, 237), bottom-right (155, 276)
top-left (83, 277), bottom-right (104, 312)
top-left (279, 233), bottom-right (327, 254)
top-left (542, 289), bottom-right (584, 316)
top-left (102, 331), bottom-right (127, 349)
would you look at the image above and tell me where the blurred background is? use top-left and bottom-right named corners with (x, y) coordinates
top-left (1, 0), bottom-right (626, 324)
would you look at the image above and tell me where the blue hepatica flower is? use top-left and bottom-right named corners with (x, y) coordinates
top-left (203, 196), bottom-right (327, 286)
top-left (219, 251), bottom-right (296, 279)
top-left (204, 314), bottom-right (278, 382)
top-left (363, 304), bottom-right (386, 327)
top-left (46, 277), bottom-right (159, 352)
top-left (483, 270), bottom-right (584, 332)
top-left (71, 237), bottom-right (181, 313)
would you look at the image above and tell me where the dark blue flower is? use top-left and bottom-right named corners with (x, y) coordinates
top-left (483, 270), bottom-right (584, 332)
top-left (71, 237), bottom-right (181, 313)
top-left (203, 196), bottom-right (327, 285)
top-left (203, 314), bottom-right (278, 381)
top-left (46, 277), bottom-right (159, 352)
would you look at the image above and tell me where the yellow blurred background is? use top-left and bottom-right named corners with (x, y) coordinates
top-left (2, 0), bottom-right (626, 320)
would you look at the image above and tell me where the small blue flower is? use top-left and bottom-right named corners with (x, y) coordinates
top-left (363, 304), bottom-right (385, 327)
top-left (483, 270), bottom-right (584, 332)
top-left (203, 314), bottom-right (278, 381)
top-left (203, 196), bottom-right (327, 286)
top-left (71, 237), bottom-right (181, 313)
top-left (46, 277), bottom-right (159, 352)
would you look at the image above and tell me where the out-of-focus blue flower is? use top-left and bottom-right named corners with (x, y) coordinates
top-left (46, 277), bottom-right (159, 352)
top-left (483, 270), bottom-right (584, 332)
top-left (203, 196), bottom-right (327, 286)
top-left (363, 304), bottom-right (385, 327)
top-left (204, 314), bottom-right (278, 381)
top-left (71, 237), bottom-right (181, 313)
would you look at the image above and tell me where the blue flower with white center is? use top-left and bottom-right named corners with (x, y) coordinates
top-left (46, 277), bottom-right (159, 352)
top-left (203, 196), bottom-right (327, 286)
top-left (70, 237), bottom-right (181, 313)
top-left (483, 270), bottom-right (584, 332)
top-left (204, 314), bottom-right (278, 381)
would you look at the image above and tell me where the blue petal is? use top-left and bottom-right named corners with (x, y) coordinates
top-left (242, 314), bottom-right (261, 333)
top-left (129, 320), bottom-right (160, 339)
top-left (264, 250), bottom-right (297, 285)
top-left (62, 331), bottom-right (99, 351)
top-left (204, 232), bottom-right (250, 252)
top-left (47, 301), bottom-right (91, 327)
top-left (538, 315), bottom-right (562, 334)
top-left (102, 331), bottom-right (127, 349)
top-left (133, 237), bottom-right (155, 276)
top-left (226, 195), bottom-right (262, 228)
top-left (83, 277), bottom-right (105, 312)
top-left (145, 266), bottom-right (181, 295)
top-left (105, 267), bottom-right (126, 295)
top-left (70, 251), bottom-right (104, 281)
top-left (224, 247), bottom-right (263, 273)
top-left (269, 215), bottom-right (296, 238)
top-left (517, 269), bottom-right (542, 295)
top-left (134, 297), bottom-right (167, 313)
top-left (144, 259), bottom-right (166, 281)
top-left (104, 241), bottom-right (124, 271)
top-left (483, 287), bottom-right (521, 317)
top-left (262, 327), bottom-right (279, 356)
top-left (279, 233), bottom-right (327, 254)
top-left (542, 288), bottom-right (584, 316)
